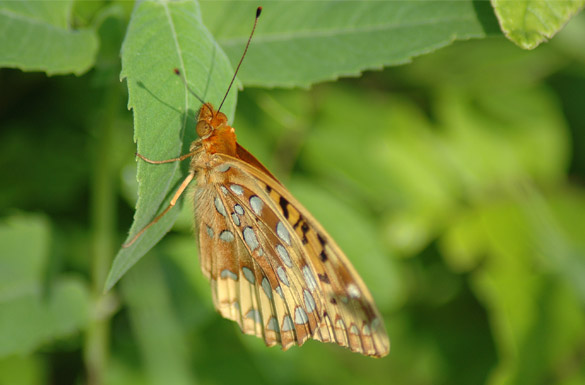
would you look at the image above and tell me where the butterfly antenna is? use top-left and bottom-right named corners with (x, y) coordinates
top-left (217, 6), bottom-right (262, 113)
top-left (173, 68), bottom-right (215, 115)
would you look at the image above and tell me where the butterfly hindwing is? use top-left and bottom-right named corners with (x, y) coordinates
top-left (221, 173), bottom-right (322, 347)
top-left (195, 172), bottom-right (313, 348)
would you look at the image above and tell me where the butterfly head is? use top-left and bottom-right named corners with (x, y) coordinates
top-left (196, 102), bottom-right (237, 156)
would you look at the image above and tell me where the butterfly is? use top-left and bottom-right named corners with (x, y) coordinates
top-left (125, 7), bottom-right (389, 357)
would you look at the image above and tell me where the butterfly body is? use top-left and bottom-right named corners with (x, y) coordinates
top-left (187, 102), bottom-right (390, 357)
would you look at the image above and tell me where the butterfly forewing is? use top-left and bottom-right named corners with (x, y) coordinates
top-left (194, 149), bottom-right (389, 357)
top-left (239, 153), bottom-right (389, 356)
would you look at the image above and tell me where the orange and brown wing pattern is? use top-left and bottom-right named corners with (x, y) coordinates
top-left (195, 153), bottom-right (389, 357)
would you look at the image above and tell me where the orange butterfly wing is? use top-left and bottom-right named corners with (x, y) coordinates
top-left (192, 137), bottom-right (389, 357)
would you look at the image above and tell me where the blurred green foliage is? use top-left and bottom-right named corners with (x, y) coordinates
top-left (1, 1), bottom-right (584, 385)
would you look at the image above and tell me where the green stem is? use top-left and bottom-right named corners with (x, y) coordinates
top-left (84, 82), bottom-right (120, 385)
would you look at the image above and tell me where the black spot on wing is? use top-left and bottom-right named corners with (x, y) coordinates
top-left (317, 233), bottom-right (328, 260)
top-left (279, 196), bottom-right (289, 219)
top-left (293, 216), bottom-right (303, 229)
top-left (300, 222), bottom-right (309, 245)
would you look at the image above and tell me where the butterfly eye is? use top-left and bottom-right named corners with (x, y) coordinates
top-left (196, 120), bottom-right (213, 138)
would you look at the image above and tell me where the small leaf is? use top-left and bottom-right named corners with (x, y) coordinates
top-left (106, 0), bottom-right (237, 291)
top-left (492, 0), bottom-right (585, 49)
top-left (0, 214), bottom-right (90, 357)
top-left (0, 0), bottom-right (98, 75)
top-left (0, 214), bottom-right (47, 295)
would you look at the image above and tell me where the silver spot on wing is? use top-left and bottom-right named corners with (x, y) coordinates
top-left (276, 222), bottom-right (291, 245)
top-left (243, 227), bottom-right (259, 250)
top-left (277, 267), bottom-right (289, 286)
top-left (276, 244), bottom-right (292, 267)
top-left (294, 307), bottom-right (308, 324)
top-left (249, 196), bottom-right (263, 216)
top-left (242, 267), bottom-right (255, 284)
top-left (219, 230), bottom-right (234, 242)
top-left (214, 196), bottom-right (227, 217)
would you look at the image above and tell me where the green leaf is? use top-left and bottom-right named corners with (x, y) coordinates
top-left (492, 0), bottom-right (585, 49)
top-left (0, 215), bottom-right (48, 294)
top-left (0, 277), bottom-right (90, 358)
top-left (201, 1), bottom-right (500, 87)
top-left (0, 214), bottom-right (90, 358)
top-left (106, 0), bottom-right (237, 291)
top-left (0, 0), bottom-right (98, 75)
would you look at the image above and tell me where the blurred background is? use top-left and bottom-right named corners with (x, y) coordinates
top-left (1, 2), bottom-right (585, 385)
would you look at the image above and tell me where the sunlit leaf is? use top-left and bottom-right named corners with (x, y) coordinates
top-left (492, 0), bottom-right (585, 49)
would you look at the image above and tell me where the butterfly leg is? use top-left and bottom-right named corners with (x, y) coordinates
top-left (122, 171), bottom-right (195, 247)
top-left (136, 151), bottom-right (197, 164)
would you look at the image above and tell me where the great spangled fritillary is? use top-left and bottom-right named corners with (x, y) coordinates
top-left (125, 7), bottom-right (389, 357)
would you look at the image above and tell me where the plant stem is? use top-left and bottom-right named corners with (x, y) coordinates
top-left (84, 82), bottom-right (120, 385)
